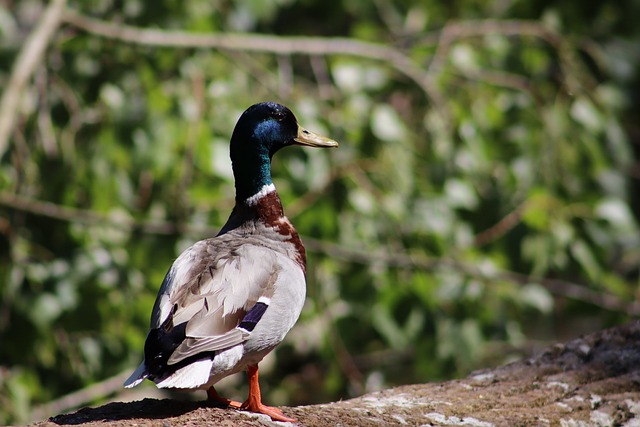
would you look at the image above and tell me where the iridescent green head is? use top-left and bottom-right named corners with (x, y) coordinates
top-left (229, 102), bottom-right (338, 202)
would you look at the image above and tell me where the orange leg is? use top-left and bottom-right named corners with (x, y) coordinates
top-left (239, 364), bottom-right (296, 422)
top-left (207, 386), bottom-right (241, 408)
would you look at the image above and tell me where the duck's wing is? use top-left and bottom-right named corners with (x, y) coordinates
top-left (139, 238), bottom-right (283, 379)
top-left (166, 240), bottom-right (282, 361)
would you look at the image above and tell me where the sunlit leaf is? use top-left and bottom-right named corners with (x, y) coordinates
top-left (570, 240), bottom-right (601, 282)
top-left (371, 104), bottom-right (407, 142)
top-left (520, 283), bottom-right (554, 314)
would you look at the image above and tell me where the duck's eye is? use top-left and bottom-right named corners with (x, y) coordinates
top-left (272, 111), bottom-right (286, 122)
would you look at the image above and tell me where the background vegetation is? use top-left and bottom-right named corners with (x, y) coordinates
top-left (1, 0), bottom-right (639, 424)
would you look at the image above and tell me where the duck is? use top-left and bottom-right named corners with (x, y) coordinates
top-left (124, 102), bottom-right (338, 422)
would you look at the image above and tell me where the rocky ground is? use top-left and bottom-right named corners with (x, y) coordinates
top-left (31, 320), bottom-right (640, 427)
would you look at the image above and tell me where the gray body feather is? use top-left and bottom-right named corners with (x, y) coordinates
top-left (124, 210), bottom-right (306, 390)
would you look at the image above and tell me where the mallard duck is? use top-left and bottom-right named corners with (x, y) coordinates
top-left (124, 102), bottom-right (338, 422)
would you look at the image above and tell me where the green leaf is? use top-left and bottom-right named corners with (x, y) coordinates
top-left (444, 179), bottom-right (479, 210)
top-left (520, 283), bottom-right (554, 314)
top-left (570, 240), bottom-right (601, 282)
top-left (570, 97), bottom-right (603, 133)
top-left (371, 104), bottom-right (407, 142)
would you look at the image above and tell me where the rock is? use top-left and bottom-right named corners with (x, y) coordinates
top-left (32, 320), bottom-right (640, 427)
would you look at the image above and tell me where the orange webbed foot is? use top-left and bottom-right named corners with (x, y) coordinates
top-left (238, 364), bottom-right (297, 422)
top-left (240, 400), bottom-right (296, 423)
top-left (207, 386), bottom-right (242, 409)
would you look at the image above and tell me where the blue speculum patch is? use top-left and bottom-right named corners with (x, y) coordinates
top-left (238, 302), bottom-right (268, 332)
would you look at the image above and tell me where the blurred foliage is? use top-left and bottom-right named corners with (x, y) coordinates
top-left (1, 0), bottom-right (640, 424)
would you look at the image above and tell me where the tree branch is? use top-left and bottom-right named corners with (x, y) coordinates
top-left (306, 238), bottom-right (640, 315)
top-left (31, 370), bottom-right (132, 423)
top-left (424, 19), bottom-right (562, 73)
top-left (59, 9), bottom-right (450, 125)
top-left (0, 191), bottom-right (186, 236)
top-left (2, 191), bottom-right (638, 316)
top-left (0, 0), bottom-right (67, 158)
top-left (473, 200), bottom-right (528, 246)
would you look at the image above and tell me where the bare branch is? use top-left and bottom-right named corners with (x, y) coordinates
top-left (304, 239), bottom-right (640, 316)
top-left (0, 191), bottom-right (190, 236)
top-left (60, 10), bottom-right (450, 124)
top-left (423, 18), bottom-right (563, 76)
top-left (31, 370), bottom-right (131, 422)
top-left (2, 192), bottom-right (637, 316)
top-left (0, 0), bottom-right (67, 158)
top-left (474, 200), bottom-right (528, 246)
top-left (420, 19), bottom-right (596, 99)
top-left (60, 10), bottom-right (409, 66)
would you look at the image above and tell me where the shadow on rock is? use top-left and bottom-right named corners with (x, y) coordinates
top-left (49, 398), bottom-right (210, 425)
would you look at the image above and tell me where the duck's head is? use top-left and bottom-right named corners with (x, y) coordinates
top-left (231, 102), bottom-right (338, 157)
top-left (230, 102), bottom-right (338, 202)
